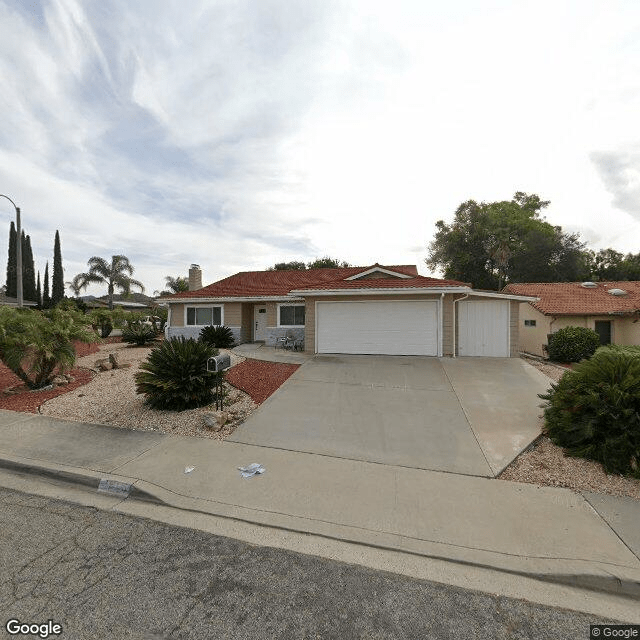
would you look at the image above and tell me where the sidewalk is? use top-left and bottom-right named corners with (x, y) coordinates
top-left (0, 409), bottom-right (639, 618)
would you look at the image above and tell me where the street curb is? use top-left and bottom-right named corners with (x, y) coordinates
top-left (1, 455), bottom-right (639, 601)
top-left (0, 457), bottom-right (164, 505)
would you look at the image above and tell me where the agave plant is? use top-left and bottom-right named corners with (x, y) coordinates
top-left (121, 323), bottom-right (158, 346)
top-left (199, 325), bottom-right (236, 348)
top-left (0, 306), bottom-right (96, 389)
top-left (135, 337), bottom-right (221, 410)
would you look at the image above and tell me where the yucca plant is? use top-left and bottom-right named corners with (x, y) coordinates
top-left (135, 337), bottom-right (222, 410)
top-left (0, 306), bottom-right (96, 389)
top-left (539, 347), bottom-right (640, 477)
top-left (199, 325), bottom-right (236, 348)
top-left (122, 323), bottom-right (158, 346)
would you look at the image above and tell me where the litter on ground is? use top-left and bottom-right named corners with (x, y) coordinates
top-left (238, 463), bottom-right (265, 478)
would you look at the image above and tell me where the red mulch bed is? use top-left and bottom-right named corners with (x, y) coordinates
top-left (226, 358), bottom-right (300, 404)
top-left (0, 338), bottom-right (120, 413)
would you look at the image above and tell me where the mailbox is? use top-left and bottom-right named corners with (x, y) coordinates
top-left (207, 354), bottom-right (231, 373)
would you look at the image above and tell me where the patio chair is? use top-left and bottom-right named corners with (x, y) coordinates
top-left (283, 330), bottom-right (296, 350)
top-left (275, 336), bottom-right (288, 350)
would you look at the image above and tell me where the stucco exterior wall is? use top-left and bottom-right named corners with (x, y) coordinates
top-left (617, 318), bottom-right (640, 345)
top-left (170, 303), bottom-right (185, 327)
top-left (517, 304), bottom-right (550, 356)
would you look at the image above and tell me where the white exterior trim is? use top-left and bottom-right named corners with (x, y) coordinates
top-left (469, 291), bottom-right (539, 302)
top-left (184, 303), bottom-right (224, 327)
top-left (159, 296), bottom-right (304, 304)
top-left (345, 267), bottom-right (413, 280)
top-left (277, 302), bottom-right (306, 328)
top-left (288, 287), bottom-right (472, 296)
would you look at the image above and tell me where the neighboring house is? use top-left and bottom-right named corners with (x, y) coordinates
top-left (0, 294), bottom-right (37, 307)
top-left (503, 281), bottom-right (640, 356)
top-left (158, 264), bottom-right (535, 357)
top-left (97, 293), bottom-right (155, 311)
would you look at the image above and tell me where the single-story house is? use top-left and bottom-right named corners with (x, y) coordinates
top-left (503, 281), bottom-right (640, 356)
top-left (158, 264), bottom-right (535, 357)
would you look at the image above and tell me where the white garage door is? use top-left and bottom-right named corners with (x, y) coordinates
top-left (316, 300), bottom-right (439, 355)
top-left (458, 300), bottom-right (510, 357)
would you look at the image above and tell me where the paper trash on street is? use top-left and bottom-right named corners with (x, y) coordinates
top-left (238, 463), bottom-right (265, 478)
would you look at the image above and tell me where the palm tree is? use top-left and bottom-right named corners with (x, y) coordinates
top-left (153, 275), bottom-right (189, 296)
top-left (75, 255), bottom-right (145, 309)
top-left (66, 274), bottom-right (84, 297)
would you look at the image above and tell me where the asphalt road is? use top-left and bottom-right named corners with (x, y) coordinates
top-left (0, 487), bottom-right (611, 640)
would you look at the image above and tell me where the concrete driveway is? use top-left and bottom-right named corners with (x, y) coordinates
top-left (228, 355), bottom-right (552, 477)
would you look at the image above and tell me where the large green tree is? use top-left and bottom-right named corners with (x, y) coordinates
top-left (427, 192), bottom-right (589, 289)
top-left (52, 230), bottom-right (64, 306)
top-left (267, 257), bottom-right (351, 271)
top-left (75, 255), bottom-right (144, 309)
top-left (585, 248), bottom-right (640, 281)
top-left (5, 221), bottom-right (16, 298)
top-left (267, 261), bottom-right (307, 271)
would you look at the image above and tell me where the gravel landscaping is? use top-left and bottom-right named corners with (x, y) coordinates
top-left (2, 341), bottom-right (297, 440)
top-left (499, 355), bottom-right (640, 500)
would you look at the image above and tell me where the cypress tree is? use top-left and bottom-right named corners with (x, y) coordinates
top-left (36, 271), bottom-right (42, 309)
top-left (5, 221), bottom-right (16, 298)
top-left (52, 230), bottom-right (64, 305)
top-left (43, 261), bottom-right (50, 309)
top-left (22, 233), bottom-right (37, 302)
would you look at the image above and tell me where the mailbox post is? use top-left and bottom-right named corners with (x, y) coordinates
top-left (207, 354), bottom-right (231, 410)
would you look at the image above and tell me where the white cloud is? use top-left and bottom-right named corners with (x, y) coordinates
top-left (1, 0), bottom-right (640, 298)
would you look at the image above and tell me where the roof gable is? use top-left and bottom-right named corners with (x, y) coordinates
top-left (503, 281), bottom-right (640, 316)
top-left (345, 264), bottom-right (413, 280)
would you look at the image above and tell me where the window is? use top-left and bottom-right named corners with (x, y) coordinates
top-left (279, 304), bottom-right (305, 326)
top-left (524, 319), bottom-right (536, 327)
top-left (186, 306), bottom-right (222, 326)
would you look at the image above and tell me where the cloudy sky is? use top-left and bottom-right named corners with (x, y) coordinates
top-left (1, 0), bottom-right (639, 296)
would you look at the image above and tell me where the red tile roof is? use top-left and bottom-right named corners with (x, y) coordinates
top-left (165, 265), bottom-right (468, 299)
top-left (503, 282), bottom-right (640, 316)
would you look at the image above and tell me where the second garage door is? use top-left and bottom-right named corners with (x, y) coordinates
top-left (316, 300), bottom-right (439, 355)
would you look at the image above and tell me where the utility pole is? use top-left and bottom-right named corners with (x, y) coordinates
top-left (0, 195), bottom-right (23, 307)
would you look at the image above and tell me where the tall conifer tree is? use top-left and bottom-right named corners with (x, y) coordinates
top-left (52, 230), bottom-right (64, 305)
top-left (22, 233), bottom-right (37, 302)
top-left (43, 261), bottom-right (50, 309)
top-left (36, 271), bottom-right (42, 309)
top-left (5, 221), bottom-right (16, 298)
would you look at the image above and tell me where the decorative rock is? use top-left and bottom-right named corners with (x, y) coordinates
top-left (94, 358), bottom-right (112, 371)
top-left (109, 353), bottom-right (120, 368)
top-left (51, 375), bottom-right (68, 386)
top-left (203, 411), bottom-right (228, 430)
top-left (117, 362), bottom-right (132, 369)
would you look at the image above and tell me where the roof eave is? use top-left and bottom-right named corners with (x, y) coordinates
top-left (288, 286), bottom-right (473, 296)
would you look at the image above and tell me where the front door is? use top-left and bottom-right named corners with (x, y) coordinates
top-left (594, 320), bottom-right (611, 345)
top-left (254, 306), bottom-right (267, 341)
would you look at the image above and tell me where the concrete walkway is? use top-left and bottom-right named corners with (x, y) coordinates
top-left (0, 408), bottom-right (638, 619)
top-left (232, 343), bottom-right (312, 364)
top-left (229, 355), bottom-right (550, 476)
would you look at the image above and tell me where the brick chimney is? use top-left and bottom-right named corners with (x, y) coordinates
top-left (188, 264), bottom-right (202, 291)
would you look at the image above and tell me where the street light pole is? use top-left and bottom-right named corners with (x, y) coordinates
top-left (0, 194), bottom-right (23, 308)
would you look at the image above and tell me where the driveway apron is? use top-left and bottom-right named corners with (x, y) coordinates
top-left (228, 355), bottom-right (499, 476)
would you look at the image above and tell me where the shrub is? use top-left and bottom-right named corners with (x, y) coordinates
top-left (547, 326), bottom-right (600, 363)
top-left (88, 308), bottom-right (126, 338)
top-left (0, 306), bottom-right (96, 389)
top-left (122, 323), bottom-right (158, 346)
top-left (199, 325), bottom-right (236, 348)
top-left (539, 347), bottom-right (640, 478)
top-left (134, 337), bottom-right (222, 410)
